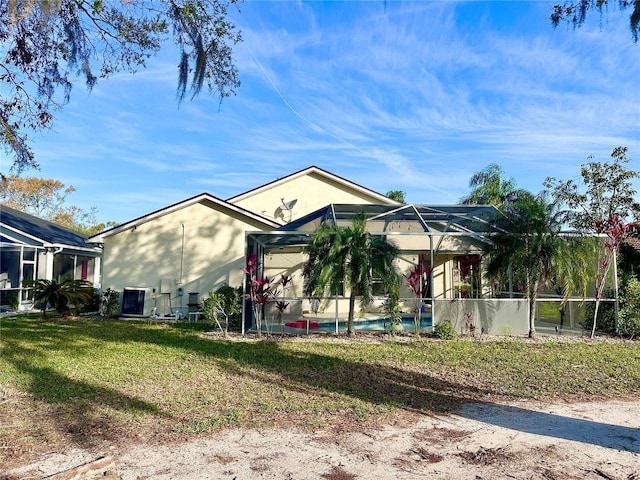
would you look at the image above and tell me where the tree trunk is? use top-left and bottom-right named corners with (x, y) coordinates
top-left (347, 291), bottom-right (356, 336)
top-left (592, 250), bottom-right (614, 339)
top-left (591, 298), bottom-right (601, 339)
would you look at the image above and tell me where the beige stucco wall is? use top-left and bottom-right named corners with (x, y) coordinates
top-left (230, 171), bottom-right (395, 223)
top-left (101, 200), bottom-right (271, 317)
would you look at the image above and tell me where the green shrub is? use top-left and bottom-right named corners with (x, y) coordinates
top-left (619, 276), bottom-right (640, 339)
top-left (433, 320), bottom-right (458, 340)
top-left (581, 273), bottom-right (640, 339)
top-left (202, 285), bottom-right (242, 333)
top-left (82, 288), bottom-right (101, 313)
top-left (4, 292), bottom-right (19, 310)
top-left (100, 288), bottom-right (120, 318)
top-left (382, 282), bottom-right (402, 334)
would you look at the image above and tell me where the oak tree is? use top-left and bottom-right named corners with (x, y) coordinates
top-left (550, 0), bottom-right (640, 42)
top-left (1, 0), bottom-right (241, 172)
top-left (0, 174), bottom-right (115, 235)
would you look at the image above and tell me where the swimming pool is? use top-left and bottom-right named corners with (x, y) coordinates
top-left (272, 315), bottom-right (433, 334)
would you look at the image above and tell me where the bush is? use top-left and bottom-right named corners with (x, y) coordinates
top-left (202, 285), bottom-right (242, 333)
top-left (581, 273), bottom-right (640, 338)
top-left (619, 276), bottom-right (640, 339)
top-left (382, 282), bottom-right (402, 334)
top-left (4, 292), bottom-right (19, 311)
top-left (433, 320), bottom-right (458, 340)
top-left (100, 288), bottom-right (120, 318)
top-left (82, 288), bottom-right (101, 313)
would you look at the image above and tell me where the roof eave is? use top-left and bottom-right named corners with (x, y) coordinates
top-left (227, 166), bottom-right (401, 206)
top-left (90, 193), bottom-right (281, 240)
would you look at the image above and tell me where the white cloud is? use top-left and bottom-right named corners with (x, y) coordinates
top-left (26, 1), bottom-right (640, 222)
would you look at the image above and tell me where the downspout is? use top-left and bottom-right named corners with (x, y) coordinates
top-left (242, 234), bottom-right (247, 335)
top-left (180, 223), bottom-right (185, 284)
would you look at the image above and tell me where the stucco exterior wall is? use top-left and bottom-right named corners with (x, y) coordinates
top-left (230, 172), bottom-right (394, 223)
top-left (101, 200), bottom-right (270, 317)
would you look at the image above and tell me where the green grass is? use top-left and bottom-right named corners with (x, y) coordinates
top-left (1, 316), bottom-right (639, 446)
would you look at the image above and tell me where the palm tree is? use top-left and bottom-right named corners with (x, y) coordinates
top-left (461, 163), bottom-right (519, 208)
top-left (23, 278), bottom-right (94, 317)
top-left (386, 190), bottom-right (406, 203)
top-left (483, 191), bottom-right (583, 338)
top-left (303, 212), bottom-right (399, 335)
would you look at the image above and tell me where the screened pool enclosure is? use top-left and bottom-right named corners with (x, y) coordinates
top-left (243, 203), bottom-right (615, 336)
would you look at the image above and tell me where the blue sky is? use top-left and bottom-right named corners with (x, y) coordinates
top-left (17, 1), bottom-right (640, 224)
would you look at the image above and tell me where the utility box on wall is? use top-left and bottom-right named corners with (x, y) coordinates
top-left (159, 278), bottom-right (173, 294)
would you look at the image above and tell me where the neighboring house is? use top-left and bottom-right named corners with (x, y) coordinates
top-left (0, 205), bottom-right (102, 311)
top-left (89, 166), bottom-right (399, 318)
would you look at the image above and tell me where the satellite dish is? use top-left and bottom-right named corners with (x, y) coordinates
top-left (281, 198), bottom-right (298, 211)
top-left (278, 198), bottom-right (298, 223)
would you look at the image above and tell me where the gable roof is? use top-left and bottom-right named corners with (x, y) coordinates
top-left (226, 165), bottom-right (399, 205)
top-left (0, 204), bottom-right (95, 249)
top-left (89, 192), bottom-right (281, 241)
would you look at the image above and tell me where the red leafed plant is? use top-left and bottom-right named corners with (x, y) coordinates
top-left (243, 252), bottom-right (278, 336)
top-left (591, 215), bottom-right (637, 338)
top-left (275, 273), bottom-right (293, 333)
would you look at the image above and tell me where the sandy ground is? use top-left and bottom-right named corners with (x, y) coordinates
top-left (8, 398), bottom-right (639, 480)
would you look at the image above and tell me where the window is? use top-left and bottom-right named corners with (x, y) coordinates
top-left (371, 279), bottom-right (387, 296)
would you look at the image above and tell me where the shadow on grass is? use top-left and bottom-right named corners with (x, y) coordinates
top-left (457, 402), bottom-right (640, 453)
top-left (0, 318), bottom-right (482, 442)
top-left (0, 319), bottom-right (165, 448)
top-left (1, 317), bottom-right (638, 455)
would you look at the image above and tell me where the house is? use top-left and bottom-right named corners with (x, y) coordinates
top-left (89, 166), bottom-right (399, 318)
top-left (89, 165), bottom-right (606, 335)
top-left (0, 205), bottom-right (102, 311)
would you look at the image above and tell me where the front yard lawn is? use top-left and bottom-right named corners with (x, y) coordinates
top-left (1, 316), bottom-right (639, 468)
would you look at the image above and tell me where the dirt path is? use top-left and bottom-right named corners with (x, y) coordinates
top-left (8, 398), bottom-right (639, 479)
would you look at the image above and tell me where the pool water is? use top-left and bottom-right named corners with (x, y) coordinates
top-left (270, 316), bottom-right (433, 334)
top-left (319, 317), bottom-right (432, 333)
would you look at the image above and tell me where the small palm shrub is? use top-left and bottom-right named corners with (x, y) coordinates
top-left (433, 320), bottom-right (458, 340)
top-left (23, 278), bottom-right (94, 317)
